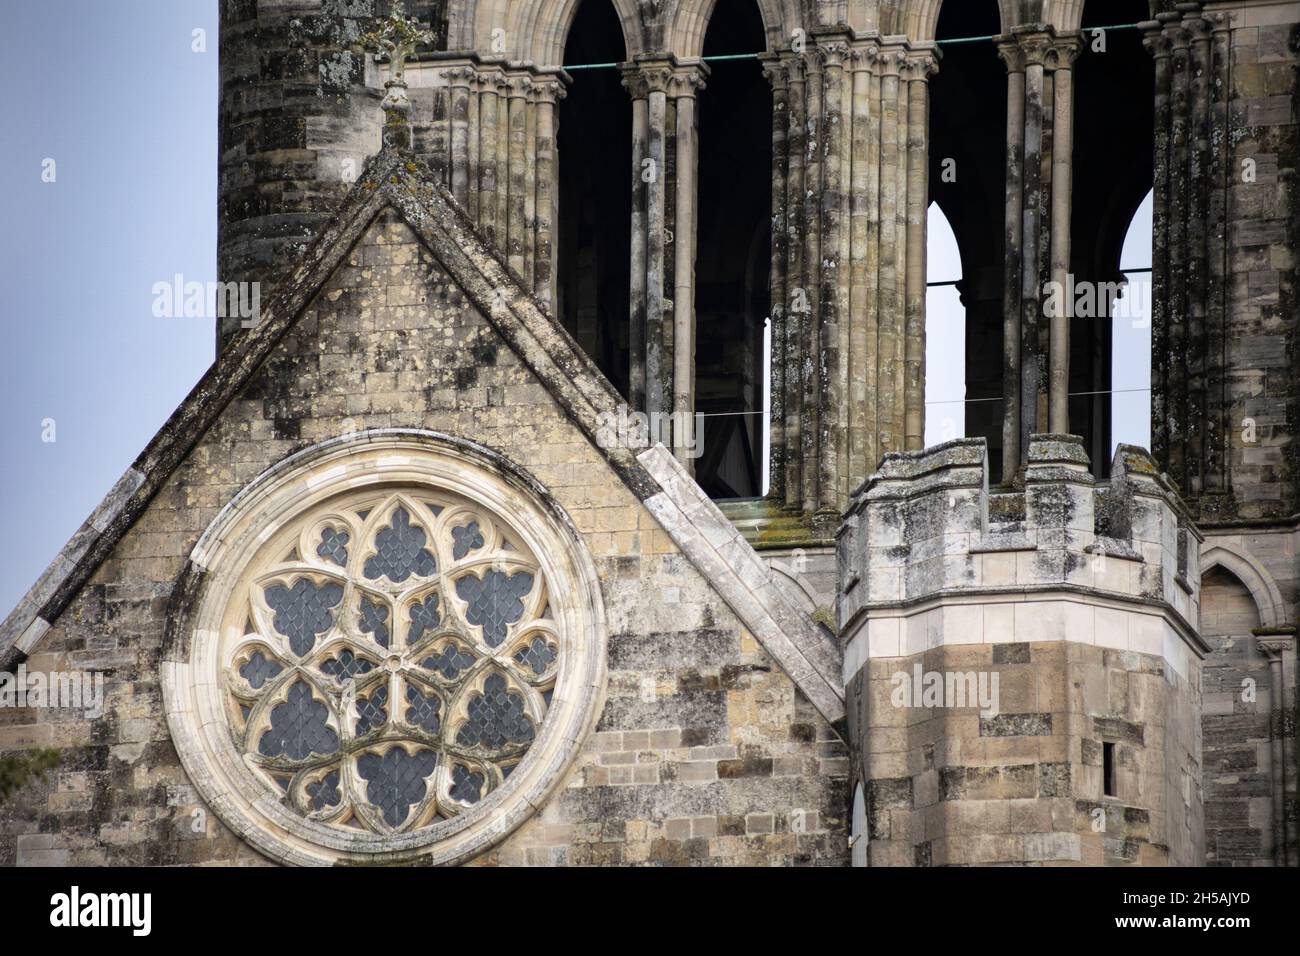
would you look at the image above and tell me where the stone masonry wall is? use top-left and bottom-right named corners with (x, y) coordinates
top-left (839, 436), bottom-right (1207, 865)
top-left (0, 211), bottom-right (847, 866)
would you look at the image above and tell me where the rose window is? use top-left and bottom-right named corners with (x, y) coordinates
top-left (225, 489), bottom-right (557, 835)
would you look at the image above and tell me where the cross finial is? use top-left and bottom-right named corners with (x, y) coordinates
top-left (360, 1), bottom-right (435, 147)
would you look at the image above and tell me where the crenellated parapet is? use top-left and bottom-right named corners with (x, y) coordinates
top-left (839, 434), bottom-right (1205, 663)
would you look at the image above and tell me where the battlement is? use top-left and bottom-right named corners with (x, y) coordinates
top-left (839, 435), bottom-right (1204, 658)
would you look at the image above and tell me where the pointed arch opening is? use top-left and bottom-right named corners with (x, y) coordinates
top-left (556, 0), bottom-right (632, 394)
top-left (695, 0), bottom-right (770, 499)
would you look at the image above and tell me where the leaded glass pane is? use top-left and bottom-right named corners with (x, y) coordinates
top-left (456, 674), bottom-right (535, 750)
top-left (356, 749), bottom-right (438, 828)
top-left (258, 680), bottom-right (339, 760)
top-left (240, 650), bottom-right (284, 689)
top-left (264, 580), bottom-right (344, 655)
top-left (405, 684), bottom-right (442, 734)
top-left (408, 593), bottom-right (442, 642)
top-left (354, 684), bottom-right (390, 737)
top-left (364, 507), bottom-right (436, 582)
top-left (455, 570), bottom-right (534, 647)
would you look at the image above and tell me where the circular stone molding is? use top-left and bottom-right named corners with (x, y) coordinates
top-left (163, 430), bottom-right (607, 866)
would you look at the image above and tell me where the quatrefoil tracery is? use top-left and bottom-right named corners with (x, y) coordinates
top-left (224, 491), bottom-right (559, 835)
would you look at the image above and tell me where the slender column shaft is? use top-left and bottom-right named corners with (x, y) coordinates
top-left (673, 75), bottom-right (704, 466)
top-left (764, 59), bottom-right (789, 496)
top-left (1048, 46), bottom-right (1078, 434)
top-left (818, 45), bottom-right (847, 512)
top-left (876, 61), bottom-right (901, 459)
top-left (783, 62), bottom-right (807, 509)
top-left (1186, 16), bottom-right (1212, 496)
top-left (478, 77), bottom-right (500, 248)
top-left (646, 84), bottom-right (669, 418)
top-left (506, 78), bottom-right (528, 277)
top-left (1144, 23), bottom-right (1173, 473)
top-left (534, 79), bottom-right (563, 308)
top-left (627, 85), bottom-right (649, 409)
top-left (903, 54), bottom-right (933, 451)
top-left (801, 56), bottom-right (824, 513)
top-left (1000, 50), bottom-right (1025, 478)
top-left (449, 70), bottom-right (472, 208)
top-left (466, 79), bottom-right (480, 222)
top-left (1019, 58), bottom-right (1045, 459)
top-left (848, 51), bottom-right (871, 487)
top-left (524, 91), bottom-right (538, 286)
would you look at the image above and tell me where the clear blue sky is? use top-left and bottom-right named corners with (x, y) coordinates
top-left (0, 1), bottom-right (218, 613)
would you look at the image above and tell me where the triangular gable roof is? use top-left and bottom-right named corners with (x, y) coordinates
top-left (0, 147), bottom-right (845, 730)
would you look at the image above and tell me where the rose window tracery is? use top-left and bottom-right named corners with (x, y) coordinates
top-left (224, 491), bottom-right (558, 835)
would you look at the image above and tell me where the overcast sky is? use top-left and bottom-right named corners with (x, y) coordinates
top-left (0, 1), bottom-right (1153, 616)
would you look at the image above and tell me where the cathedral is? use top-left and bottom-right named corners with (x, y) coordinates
top-left (0, 0), bottom-right (1296, 867)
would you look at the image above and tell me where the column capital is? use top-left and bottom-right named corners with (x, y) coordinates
top-left (995, 25), bottom-right (1079, 71)
top-left (620, 58), bottom-right (675, 98)
top-left (532, 74), bottom-right (568, 103)
top-left (504, 73), bottom-right (533, 99)
top-left (902, 46), bottom-right (940, 81)
top-left (668, 61), bottom-right (709, 98)
top-left (759, 53), bottom-right (787, 91)
top-left (818, 40), bottom-right (851, 70)
top-left (1256, 635), bottom-right (1295, 660)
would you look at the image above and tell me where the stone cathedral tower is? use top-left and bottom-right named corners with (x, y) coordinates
top-left (0, 0), bottom-right (1295, 867)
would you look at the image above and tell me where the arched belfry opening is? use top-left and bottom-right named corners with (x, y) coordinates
top-left (1072, 0), bottom-right (1154, 474)
top-left (926, 0), bottom-right (1154, 483)
top-left (556, 0), bottom-right (632, 395)
top-left (928, 0), bottom-right (1007, 479)
top-left (695, 0), bottom-right (771, 499)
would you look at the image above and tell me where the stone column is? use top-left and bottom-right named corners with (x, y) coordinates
top-left (783, 55), bottom-right (808, 510)
top-left (818, 40), bottom-right (849, 513)
top-left (996, 25), bottom-right (1078, 474)
top-left (1257, 636), bottom-right (1295, 866)
top-left (476, 66), bottom-right (504, 250)
top-left (671, 64), bottom-right (707, 465)
top-left (533, 75), bottom-right (566, 309)
top-left (1047, 37), bottom-right (1080, 435)
top-left (447, 66), bottom-right (474, 208)
top-left (904, 48), bottom-right (938, 452)
top-left (506, 74), bottom-right (531, 278)
top-left (624, 66), bottom-right (649, 410)
top-left (762, 55), bottom-right (789, 497)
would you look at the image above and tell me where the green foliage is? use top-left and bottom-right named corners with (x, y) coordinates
top-left (0, 748), bottom-right (61, 803)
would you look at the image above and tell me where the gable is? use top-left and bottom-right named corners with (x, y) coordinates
top-left (0, 148), bottom-right (843, 730)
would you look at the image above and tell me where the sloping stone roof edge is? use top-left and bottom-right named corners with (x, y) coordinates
top-left (0, 147), bottom-right (846, 732)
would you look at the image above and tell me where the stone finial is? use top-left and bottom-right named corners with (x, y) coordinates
top-left (360, 0), bottom-right (435, 149)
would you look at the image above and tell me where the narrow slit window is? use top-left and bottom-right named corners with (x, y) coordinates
top-left (1103, 742), bottom-right (1117, 797)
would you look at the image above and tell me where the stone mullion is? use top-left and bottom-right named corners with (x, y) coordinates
top-left (846, 45), bottom-right (872, 489)
top-left (836, 50), bottom-right (853, 500)
top-left (801, 54), bottom-right (824, 513)
top-left (998, 40), bottom-right (1026, 478)
top-left (448, 68), bottom-right (473, 209)
top-left (1143, 21), bottom-right (1173, 479)
top-left (875, 50), bottom-right (902, 460)
top-left (1167, 22), bottom-right (1192, 490)
top-left (1186, 14), bottom-right (1212, 497)
top-left (763, 57), bottom-right (789, 499)
top-left (818, 41), bottom-right (848, 514)
top-left (506, 77), bottom-right (530, 279)
top-left (904, 50), bottom-right (935, 452)
top-left (783, 59), bottom-right (808, 510)
top-left (477, 71), bottom-right (502, 249)
top-left (1204, 15), bottom-right (1231, 493)
top-left (671, 69), bottom-right (705, 468)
